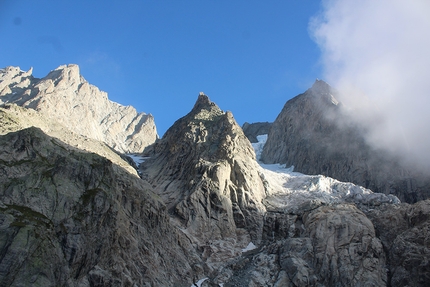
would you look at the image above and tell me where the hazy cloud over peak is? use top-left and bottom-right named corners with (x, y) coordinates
top-left (310, 0), bottom-right (430, 169)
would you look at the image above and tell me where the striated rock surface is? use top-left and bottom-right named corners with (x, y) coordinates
top-left (0, 65), bottom-right (157, 153)
top-left (212, 136), bottom-right (398, 286)
top-left (261, 79), bottom-right (430, 203)
top-left (241, 122), bottom-right (272, 143)
top-left (0, 103), bottom-right (138, 176)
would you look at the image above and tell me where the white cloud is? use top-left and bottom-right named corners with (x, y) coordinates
top-left (310, 0), bottom-right (430, 169)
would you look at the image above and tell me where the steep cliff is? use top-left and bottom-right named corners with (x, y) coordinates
top-left (0, 65), bottom-right (157, 153)
top-left (261, 80), bottom-right (430, 203)
top-left (140, 93), bottom-right (405, 286)
top-left (0, 103), bottom-right (137, 176)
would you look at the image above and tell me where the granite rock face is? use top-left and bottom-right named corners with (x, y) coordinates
top-left (0, 103), bottom-right (138, 176)
top-left (140, 94), bottom-right (267, 274)
top-left (0, 65), bottom-right (157, 153)
top-left (364, 200), bottom-right (430, 286)
top-left (0, 126), bottom-right (201, 286)
top-left (222, 204), bottom-right (387, 286)
top-left (261, 80), bottom-right (430, 203)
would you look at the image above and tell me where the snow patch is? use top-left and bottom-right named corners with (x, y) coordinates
top-left (242, 242), bottom-right (257, 253)
top-left (127, 154), bottom-right (149, 166)
top-left (251, 134), bottom-right (267, 161)
top-left (330, 94), bottom-right (339, 105)
top-left (190, 277), bottom-right (208, 287)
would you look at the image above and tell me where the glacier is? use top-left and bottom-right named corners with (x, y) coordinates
top-left (253, 134), bottom-right (400, 214)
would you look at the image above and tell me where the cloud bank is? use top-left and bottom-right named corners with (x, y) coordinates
top-left (310, 0), bottom-right (430, 169)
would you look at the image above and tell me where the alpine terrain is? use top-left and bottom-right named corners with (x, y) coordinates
top-left (0, 65), bottom-right (157, 153)
top-left (0, 65), bottom-right (429, 286)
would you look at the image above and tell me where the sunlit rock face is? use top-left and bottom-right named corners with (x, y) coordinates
top-left (261, 79), bottom-right (430, 203)
top-left (0, 65), bottom-right (157, 153)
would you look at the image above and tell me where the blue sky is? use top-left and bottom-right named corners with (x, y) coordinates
top-left (1, 1), bottom-right (323, 135)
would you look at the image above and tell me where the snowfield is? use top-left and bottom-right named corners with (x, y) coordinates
top-left (127, 154), bottom-right (149, 166)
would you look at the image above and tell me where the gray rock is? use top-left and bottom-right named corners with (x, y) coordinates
top-left (0, 126), bottom-right (200, 286)
top-left (141, 93), bottom-right (267, 273)
top-left (0, 65), bottom-right (157, 153)
top-left (0, 103), bottom-right (138, 176)
top-left (242, 122), bottom-right (272, 143)
top-left (1, 76), bottom-right (429, 287)
top-left (364, 200), bottom-right (430, 286)
top-left (222, 204), bottom-right (387, 286)
top-left (261, 79), bottom-right (430, 203)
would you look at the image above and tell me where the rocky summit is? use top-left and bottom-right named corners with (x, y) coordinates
top-left (0, 65), bottom-right (157, 153)
top-left (1, 66), bottom-right (430, 286)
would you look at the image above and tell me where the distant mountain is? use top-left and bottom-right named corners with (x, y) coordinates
top-left (261, 80), bottom-right (430, 203)
top-left (0, 65), bottom-right (157, 153)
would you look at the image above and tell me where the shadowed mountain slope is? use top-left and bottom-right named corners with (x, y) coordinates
top-left (261, 80), bottom-right (430, 203)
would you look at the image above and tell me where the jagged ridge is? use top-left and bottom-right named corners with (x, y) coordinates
top-left (0, 65), bottom-right (157, 153)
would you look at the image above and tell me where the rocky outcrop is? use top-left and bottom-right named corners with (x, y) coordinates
top-left (261, 80), bottom-right (430, 203)
top-left (141, 93), bottom-right (267, 274)
top-left (0, 65), bottom-right (157, 153)
top-left (0, 126), bottom-right (202, 286)
top-left (219, 204), bottom-right (387, 286)
top-left (242, 122), bottom-right (272, 143)
top-left (364, 200), bottom-right (430, 286)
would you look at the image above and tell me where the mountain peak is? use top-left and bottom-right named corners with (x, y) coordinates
top-left (0, 64), bottom-right (157, 153)
top-left (310, 79), bottom-right (332, 95)
top-left (191, 92), bottom-right (220, 114)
